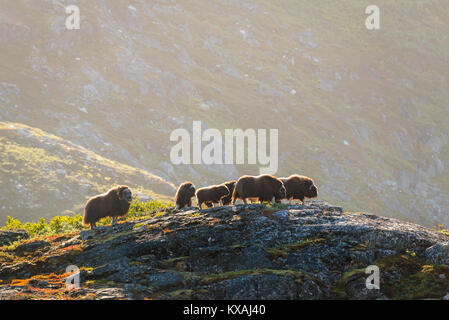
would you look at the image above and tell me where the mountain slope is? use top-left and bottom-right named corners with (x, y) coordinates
top-left (1, 202), bottom-right (448, 300)
top-left (0, 0), bottom-right (448, 226)
top-left (0, 121), bottom-right (175, 224)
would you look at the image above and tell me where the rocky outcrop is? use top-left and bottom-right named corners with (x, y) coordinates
top-left (0, 201), bottom-right (448, 300)
top-left (0, 230), bottom-right (28, 246)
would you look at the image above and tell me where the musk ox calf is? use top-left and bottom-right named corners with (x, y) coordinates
top-left (278, 175), bottom-right (318, 204)
top-left (204, 180), bottom-right (236, 208)
top-left (232, 174), bottom-right (286, 205)
top-left (174, 182), bottom-right (196, 209)
top-left (83, 185), bottom-right (133, 230)
top-left (196, 185), bottom-right (230, 209)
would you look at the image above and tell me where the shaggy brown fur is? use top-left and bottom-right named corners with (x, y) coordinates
top-left (196, 185), bottom-right (230, 209)
top-left (220, 180), bottom-right (236, 205)
top-left (174, 182), bottom-right (196, 209)
top-left (204, 180), bottom-right (235, 208)
top-left (83, 185), bottom-right (133, 230)
top-left (232, 174), bottom-right (286, 205)
top-left (277, 175), bottom-right (318, 204)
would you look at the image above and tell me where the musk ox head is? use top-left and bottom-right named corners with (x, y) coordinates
top-left (116, 185), bottom-right (133, 203)
top-left (305, 181), bottom-right (318, 198)
top-left (216, 185), bottom-right (230, 198)
top-left (185, 183), bottom-right (196, 198)
top-left (275, 185), bottom-right (287, 199)
top-left (175, 182), bottom-right (196, 209)
top-left (224, 181), bottom-right (235, 193)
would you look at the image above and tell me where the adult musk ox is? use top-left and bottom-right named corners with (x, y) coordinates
top-left (232, 174), bottom-right (286, 205)
top-left (83, 185), bottom-right (133, 230)
top-left (174, 182), bottom-right (196, 209)
top-left (196, 185), bottom-right (230, 209)
top-left (278, 175), bottom-right (318, 204)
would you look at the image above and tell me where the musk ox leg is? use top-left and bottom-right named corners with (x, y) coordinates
top-left (90, 222), bottom-right (96, 230)
top-left (218, 200), bottom-right (223, 206)
top-left (112, 217), bottom-right (118, 225)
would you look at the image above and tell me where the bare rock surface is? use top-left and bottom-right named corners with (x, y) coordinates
top-left (1, 201), bottom-right (448, 300)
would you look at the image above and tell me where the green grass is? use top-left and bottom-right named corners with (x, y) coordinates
top-left (265, 238), bottom-right (326, 259)
top-left (200, 268), bottom-right (307, 284)
top-left (0, 198), bottom-right (174, 239)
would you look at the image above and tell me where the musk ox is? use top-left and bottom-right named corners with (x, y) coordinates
top-left (174, 182), bottom-right (196, 209)
top-left (204, 180), bottom-right (236, 208)
top-left (278, 175), bottom-right (318, 204)
top-left (196, 185), bottom-right (230, 209)
top-left (232, 174), bottom-right (286, 205)
top-left (220, 180), bottom-right (236, 205)
top-left (83, 185), bottom-right (133, 230)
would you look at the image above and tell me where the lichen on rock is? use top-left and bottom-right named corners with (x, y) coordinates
top-left (0, 201), bottom-right (448, 300)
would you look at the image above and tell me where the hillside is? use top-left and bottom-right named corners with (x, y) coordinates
top-left (1, 201), bottom-right (449, 300)
top-left (0, 0), bottom-right (448, 227)
top-left (0, 121), bottom-right (176, 224)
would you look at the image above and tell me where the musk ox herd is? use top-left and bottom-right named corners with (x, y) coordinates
top-left (175, 174), bottom-right (318, 210)
top-left (83, 174), bottom-right (317, 230)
